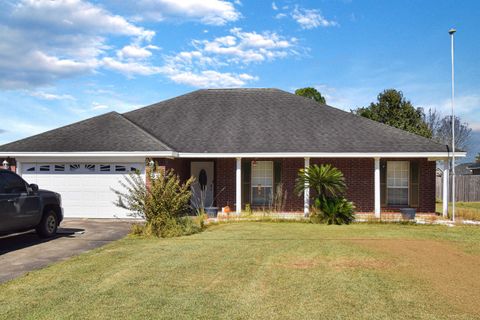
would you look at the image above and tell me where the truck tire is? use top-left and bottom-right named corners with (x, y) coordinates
top-left (36, 210), bottom-right (58, 238)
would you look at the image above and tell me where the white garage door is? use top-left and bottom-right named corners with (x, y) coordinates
top-left (21, 162), bottom-right (145, 218)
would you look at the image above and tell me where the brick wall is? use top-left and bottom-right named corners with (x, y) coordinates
top-left (215, 158), bottom-right (236, 210)
top-left (150, 157), bottom-right (436, 214)
top-left (311, 158), bottom-right (375, 212)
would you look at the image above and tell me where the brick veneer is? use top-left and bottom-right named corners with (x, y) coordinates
top-left (154, 157), bottom-right (436, 214)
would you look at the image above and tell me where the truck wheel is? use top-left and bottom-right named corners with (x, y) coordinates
top-left (36, 210), bottom-right (58, 238)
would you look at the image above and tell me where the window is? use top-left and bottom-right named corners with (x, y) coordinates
top-left (387, 161), bottom-right (409, 206)
top-left (54, 164), bottom-right (65, 172)
top-left (39, 165), bottom-right (50, 172)
top-left (251, 161), bottom-right (273, 206)
top-left (70, 164), bottom-right (81, 172)
top-left (100, 164), bottom-right (111, 172)
top-left (115, 165), bottom-right (126, 172)
top-left (85, 164), bottom-right (96, 172)
top-left (0, 172), bottom-right (27, 194)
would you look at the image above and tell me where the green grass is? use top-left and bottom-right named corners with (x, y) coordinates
top-left (436, 201), bottom-right (480, 220)
top-left (1, 223), bottom-right (480, 319)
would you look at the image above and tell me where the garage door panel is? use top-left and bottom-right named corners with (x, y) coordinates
top-left (21, 162), bottom-right (144, 218)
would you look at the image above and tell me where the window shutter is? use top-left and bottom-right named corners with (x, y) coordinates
top-left (409, 161), bottom-right (419, 207)
top-left (380, 160), bottom-right (387, 206)
top-left (242, 160), bottom-right (251, 207)
top-left (274, 160), bottom-right (282, 196)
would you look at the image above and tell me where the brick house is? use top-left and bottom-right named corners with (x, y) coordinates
top-left (0, 89), bottom-right (463, 218)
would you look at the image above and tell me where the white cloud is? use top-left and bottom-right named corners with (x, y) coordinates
top-left (102, 57), bottom-right (163, 76)
top-left (292, 7), bottom-right (337, 29)
top-left (91, 102), bottom-right (110, 110)
top-left (29, 91), bottom-right (76, 101)
top-left (275, 13), bottom-right (287, 19)
top-left (168, 70), bottom-right (256, 87)
top-left (193, 28), bottom-right (297, 64)
top-left (0, 0), bottom-right (155, 88)
top-left (159, 28), bottom-right (296, 87)
top-left (133, 0), bottom-right (240, 25)
top-left (272, 2), bottom-right (278, 10)
top-left (117, 44), bottom-right (160, 60)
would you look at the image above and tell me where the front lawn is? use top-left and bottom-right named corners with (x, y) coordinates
top-left (436, 201), bottom-right (480, 221)
top-left (1, 223), bottom-right (480, 319)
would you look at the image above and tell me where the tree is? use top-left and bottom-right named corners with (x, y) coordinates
top-left (295, 87), bottom-right (326, 104)
top-left (353, 89), bottom-right (432, 138)
top-left (476, 153), bottom-right (480, 163)
top-left (434, 115), bottom-right (471, 151)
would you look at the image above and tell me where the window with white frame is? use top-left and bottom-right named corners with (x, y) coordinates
top-left (387, 161), bottom-right (409, 205)
top-left (251, 161), bottom-right (274, 206)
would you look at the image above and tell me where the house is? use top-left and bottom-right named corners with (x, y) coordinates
top-left (467, 163), bottom-right (480, 175)
top-left (454, 163), bottom-right (480, 176)
top-left (0, 88), bottom-right (465, 218)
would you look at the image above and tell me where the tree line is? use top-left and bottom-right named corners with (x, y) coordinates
top-left (295, 87), bottom-right (472, 152)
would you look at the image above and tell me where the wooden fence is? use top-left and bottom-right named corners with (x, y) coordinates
top-left (436, 175), bottom-right (480, 202)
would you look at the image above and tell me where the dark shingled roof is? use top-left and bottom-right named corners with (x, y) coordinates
top-left (0, 88), bottom-right (449, 153)
top-left (0, 112), bottom-right (172, 152)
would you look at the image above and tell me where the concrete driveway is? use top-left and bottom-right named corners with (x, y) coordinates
top-left (0, 219), bottom-right (132, 284)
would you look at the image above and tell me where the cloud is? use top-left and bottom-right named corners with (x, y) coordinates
top-left (91, 102), bottom-right (110, 110)
top-left (29, 91), bottom-right (76, 101)
top-left (131, 0), bottom-right (240, 25)
top-left (0, 0), bottom-right (155, 89)
top-left (168, 71), bottom-right (257, 87)
top-left (117, 44), bottom-right (160, 60)
top-left (102, 57), bottom-right (163, 76)
top-left (291, 6), bottom-right (337, 29)
top-left (0, 129), bottom-right (6, 134)
top-left (160, 28), bottom-right (296, 87)
top-left (272, 2), bottom-right (278, 10)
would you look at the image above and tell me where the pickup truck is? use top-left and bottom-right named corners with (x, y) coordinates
top-left (0, 169), bottom-right (63, 238)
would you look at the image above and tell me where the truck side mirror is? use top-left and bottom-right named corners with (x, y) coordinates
top-left (29, 184), bottom-right (39, 193)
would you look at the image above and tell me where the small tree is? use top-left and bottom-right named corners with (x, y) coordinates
top-left (476, 153), bottom-right (480, 163)
top-left (295, 164), bottom-right (354, 224)
top-left (113, 169), bottom-right (199, 237)
top-left (295, 87), bottom-right (326, 104)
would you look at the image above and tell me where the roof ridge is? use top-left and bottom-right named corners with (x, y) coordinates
top-left (116, 113), bottom-right (176, 152)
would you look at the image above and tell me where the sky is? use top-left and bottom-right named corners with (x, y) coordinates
top-left (0, 0), bottom-right (479, 162)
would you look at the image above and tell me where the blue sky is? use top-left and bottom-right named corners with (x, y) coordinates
top-left (0, 0), bottom-right (479, 161)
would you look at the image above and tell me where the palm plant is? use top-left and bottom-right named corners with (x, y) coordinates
top-left (295, 164), bottom-right (346, 201)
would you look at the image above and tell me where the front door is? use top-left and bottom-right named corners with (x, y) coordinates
top-left (190, 162), bottom-right (214, 209)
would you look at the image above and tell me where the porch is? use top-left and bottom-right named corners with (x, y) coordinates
top-left (153, 157), bottom-right (440, 216)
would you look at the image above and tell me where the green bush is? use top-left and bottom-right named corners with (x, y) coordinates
top-left (113, 168), bottom-right (203, 237)
top-left (295, 164), bottom-right (355, 225)
top-left (310, 197), bottom-right (355, 225)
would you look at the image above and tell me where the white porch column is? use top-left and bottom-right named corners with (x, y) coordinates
top-left (304, 157), bottom-right (310, 217)
top-left (374, 157), bottom-right (381, 218)
top-left (236, 157), bottom-right (242, 214)
top-left (443, 159), bottom-right (449, 217)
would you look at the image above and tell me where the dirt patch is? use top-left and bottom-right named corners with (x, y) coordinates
top-left (351, 239), bottom-right (480, 316)
top-left (278, 259), bottom-right (319, 269)
top-left (329, 258), bottom-right (391, 270)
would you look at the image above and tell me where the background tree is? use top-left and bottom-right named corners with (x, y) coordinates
top-left (295, 87), bottom-right (326, 104)
top-left (476, 153), bottom-right (480, 163)
top-left (353, 89), bottom-right (432, 138)
top-left (435, 116), bottom-right (471, 151)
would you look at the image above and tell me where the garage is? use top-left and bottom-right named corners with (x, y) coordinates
top-left (20, 162), bottom-right (145, 218)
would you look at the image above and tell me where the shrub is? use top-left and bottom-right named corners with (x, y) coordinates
top-left (295, 164), bottom-right (355, 225)
top-left (113, 168), bottom-right (202, 237)
top-left (310, 197), bottom-right (355, 225)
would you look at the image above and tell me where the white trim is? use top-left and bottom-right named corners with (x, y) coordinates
top-left (236, 157), bottom-right (242, 214)
top-left (304, 157), bottom-right (310, 217)
top-left (0, 151), bottom-right (176, 158)
top-left (374, 158), bottom-right (381, 218)
top-left (2, 151), bottom-right (466, 159)
top-left (177, 152), bottom-right (466, 159)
